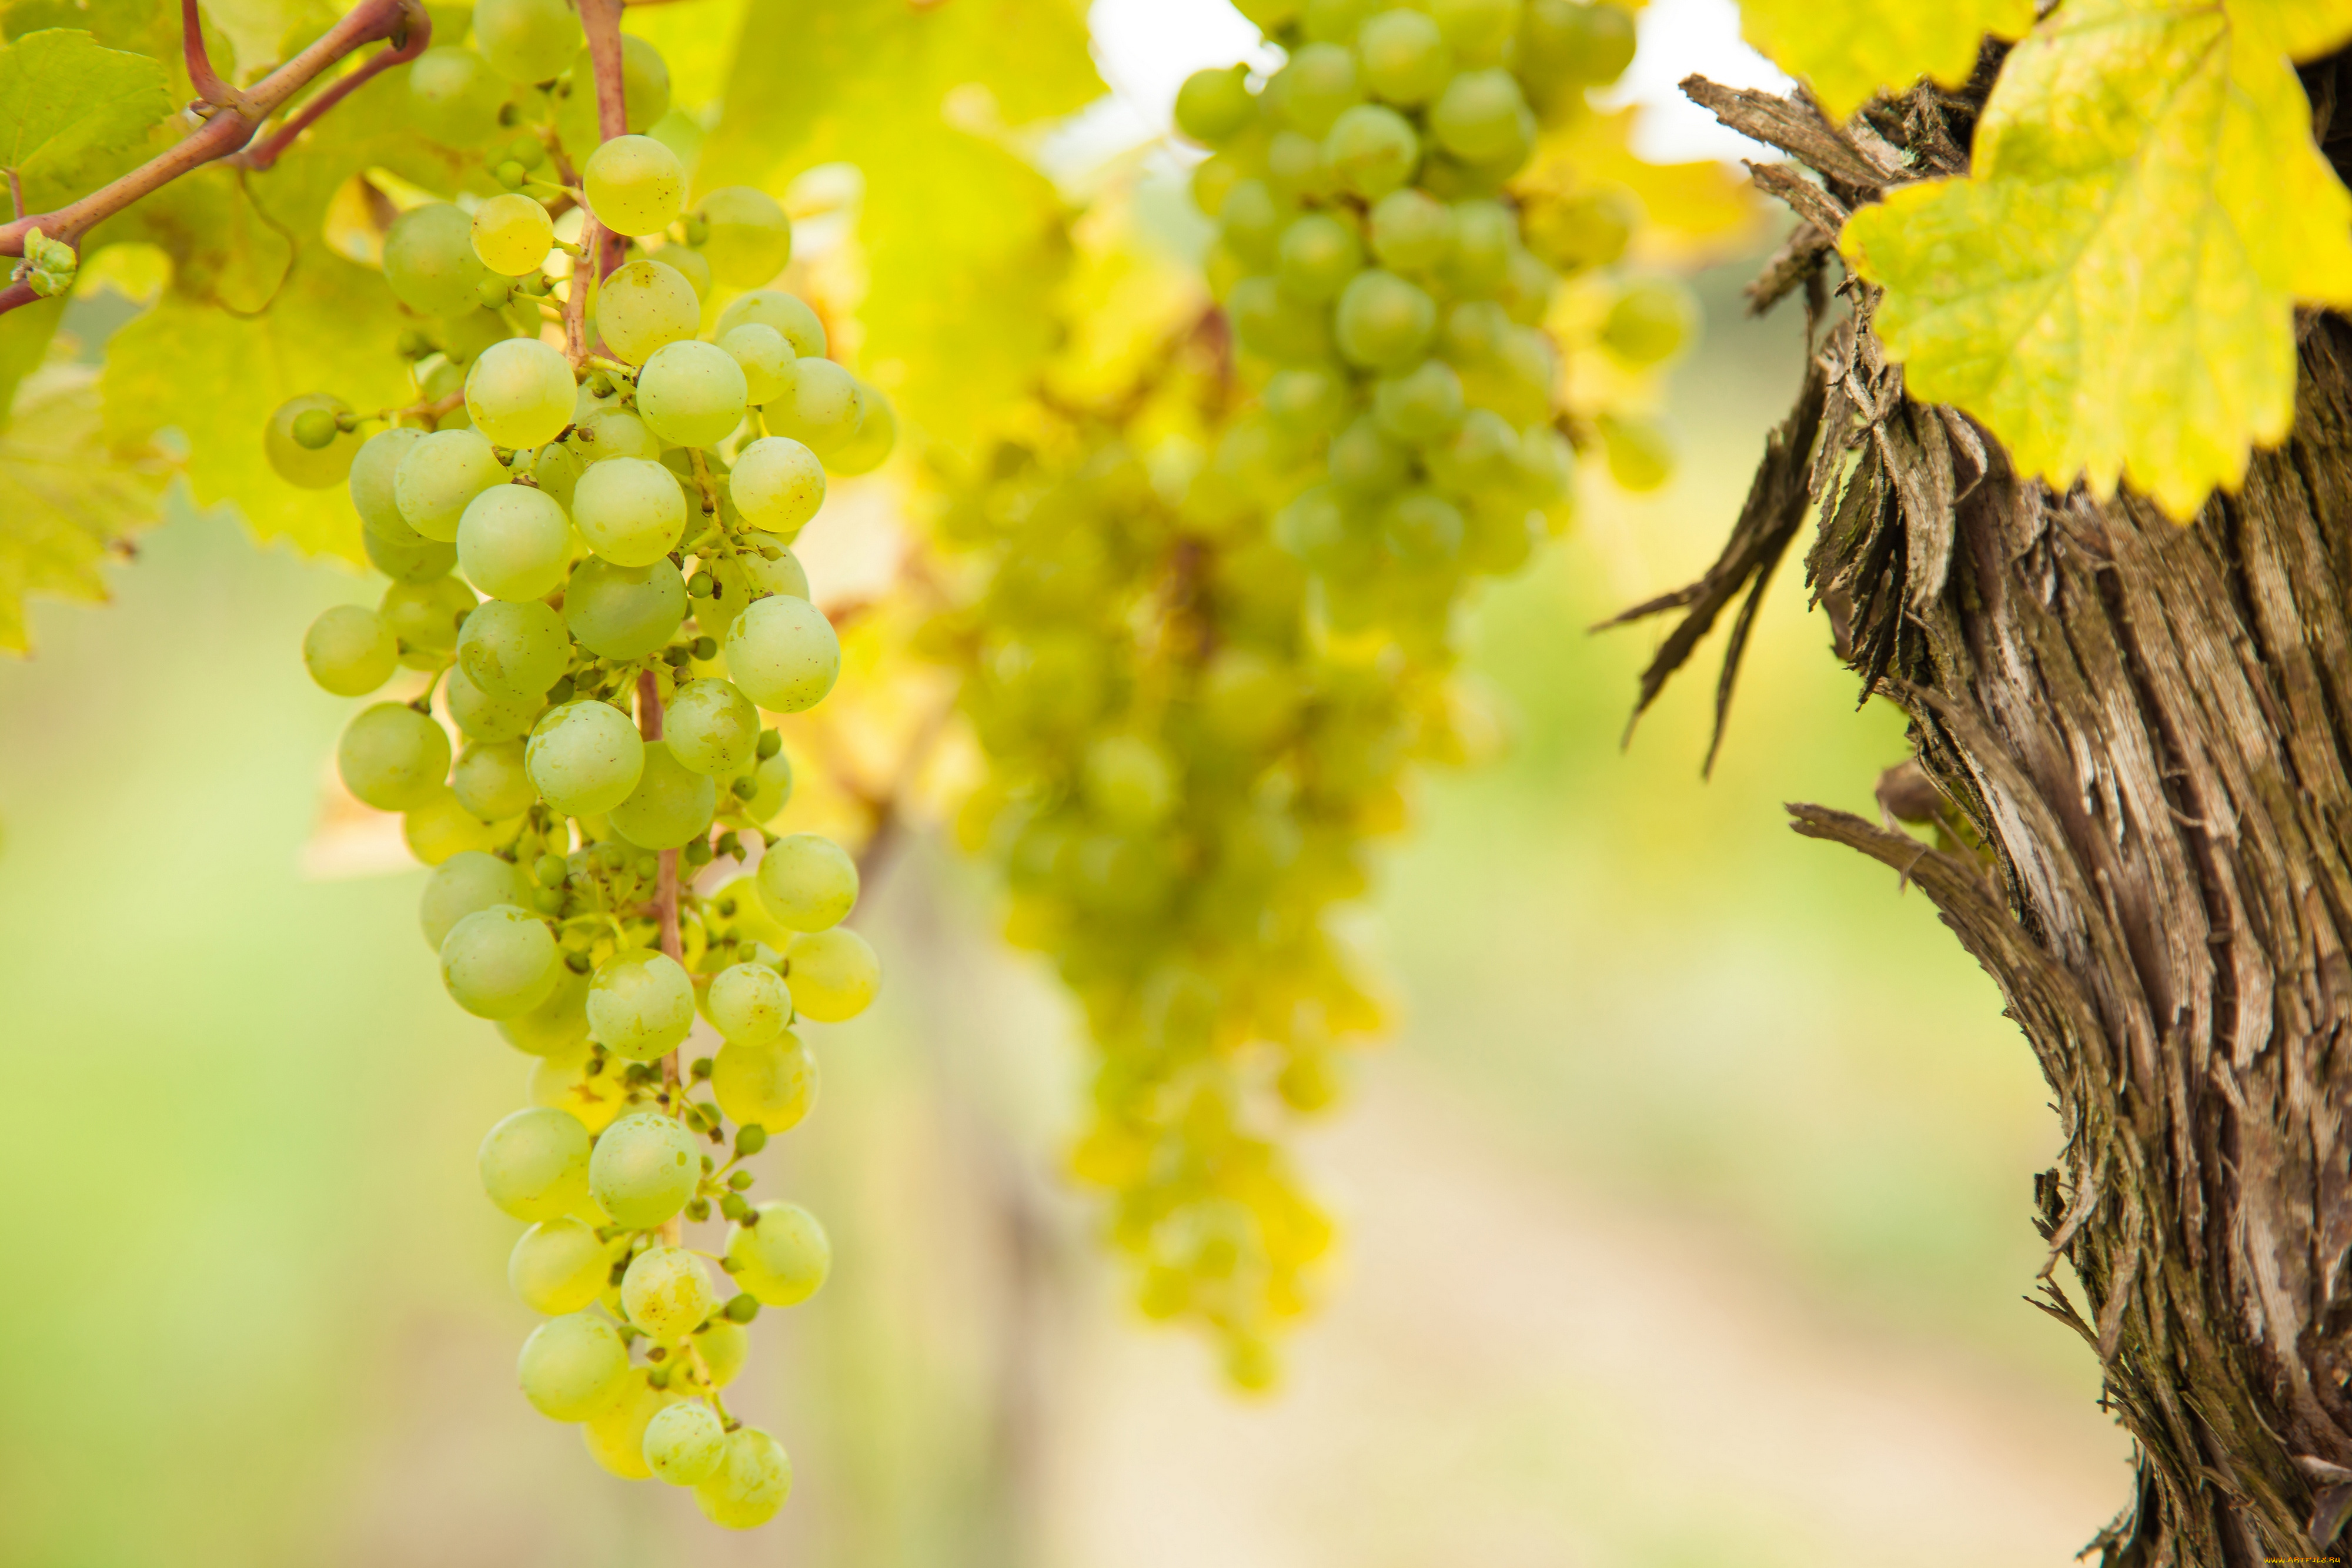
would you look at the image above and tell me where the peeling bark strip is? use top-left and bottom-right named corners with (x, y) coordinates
top-left (1625, 54), bottom-right (2352, 1566)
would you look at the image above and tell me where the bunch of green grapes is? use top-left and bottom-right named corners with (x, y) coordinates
top-left (268, 18), bottom-right (900, 1522)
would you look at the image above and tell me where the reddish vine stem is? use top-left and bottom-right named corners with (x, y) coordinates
top-left (636, 668), bottom-right (687, 1250)
top-left (180, 0), bottom-right (251, 115)
top-left (0, 0), bottom-right (427, 316)
top-left (562, 0), bottom-right (629, 365)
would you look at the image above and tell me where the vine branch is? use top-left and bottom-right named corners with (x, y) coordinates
top-left (562, 0), bottom-right (629, 365)
top-left (0, 0), bottom-right (429, 316)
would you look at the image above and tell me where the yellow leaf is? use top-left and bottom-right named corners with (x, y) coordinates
top-left (1842, 0), bottom-right (2352, 519)
top-left (1738, 0), bottom-right (2034, 121)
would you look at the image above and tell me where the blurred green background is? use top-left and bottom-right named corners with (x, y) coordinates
top-left (0, 22), bottom-right (2130, 1568)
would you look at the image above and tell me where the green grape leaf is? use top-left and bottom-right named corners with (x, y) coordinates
top-left (698, 0), bottom-right (1100, 453)
top-left (0, 357), bottom-right (178, 653)
top-left (195, 0), bottom-right (336, 86)
top-left (1842, 0), bottom-right (2352, 519)
top-left (0, 27), bottom-right (173, 189)
top-left (1738, 0), bottom-right (2033, 120)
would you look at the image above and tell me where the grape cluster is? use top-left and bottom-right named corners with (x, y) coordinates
top-left (273, 15), bottom-right (897, 1526)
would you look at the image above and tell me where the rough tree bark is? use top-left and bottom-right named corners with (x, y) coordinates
top-left (1621, 49), bottom-right (2352, 1565)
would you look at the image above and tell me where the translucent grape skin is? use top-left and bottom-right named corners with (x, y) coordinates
top-left (564, 556), bottom-right (688, 660)
top-left (783, 927), bottom-right (880, 1022)
top-left (583, 1373), bottom-right (670, 1479)
top-left (338, 702), bottom-right (452, 810)
top-left (765, 358), bottom-right (863, 454)
top-left (594, 259), bottom-right (701, 365)
top-left (441, 904), bottom-right (560, 1018)
top-left (696, 1427), bottom-right (793, 1529)
top-left (707, 964), bottom-right (791, 1044)
top-left (1174, 64), bottom-right (1256, 145)
top-left (724, 1202), bottom-right (830, 1308)
top-left (664, 678), bottom-right (759, 776)
top-left (472, 191), bottom-right (556, 275)
top-left (381, 574), bottom-right (477, 667)
top-left (584, 135), bottom-right (685, 237)
top-left (384, 202), bottom-right (499, 317)
top-left (420, 850), bottom-right (530, 949)
top-left (697, 186), bottom-right (793, 286)
top-left (526, 700), bottom-right (646, 817)
top-left (409, 45), bottom-right (507, 146)
top-left (265, 394), bottom-right (358, 488)
top-left (824, 383), bottom-right (898, 476)
top-left (729, 436), bottom-right (824, 534)
top-left (716, 290), bottom-right (827, 360)
top-left (711, 1033), bottom-right (815, 1131)
top-left (457, 483), bottom-right (570, 602)
top-left (607, 738), bottom-right (717, 850)
top-left (719, 324), bottom-right (793, 405)
top-left (635, 339), bottom-right (750, 449)
top-left (570, 405), bottom-right (661, 465)
top-left (517, 1312), bottom-right (630, 1420)
top-left (473, 0), bottom-right (580, 83)
top-left (724, 593), bottom-right (840, 713)
top-left (587, 947), bottom-right (696, 1061)
top-left (500, 962), bottom-right (592, 1057)
top-left (349, 426), bottom-right (426, 533)
top-left (405, 789), bottom-right (504, 864)
top-left (510, 1217), bottom-right (611, 1314)
top-left (453, 738), bottom-right (536, 820)
top-left (465, 337), bottom-right (576, 448)
top-left (756, 834), bottom-right (857, 932)
top-left (365, 526), bottom-right (459, 584)
top-left (458, 598), bottom-right (569, 700)
top-left (395, 428), bottom-right (506, 543)
top-left (556, 37), bottom-right (670, 149)
top-left (620, 1245), bottom-right (716, 1342)
top-left (573, 456), bottom-right (687, 567)
top-left (587, 1111), bottom-right (701, 1229)
top-left (643, 1400), bottom-right (729, 1486)
top-left (446, 662), bottom-right (544, 743)
top-left (479, 1105), bottom-right (592, 1221)
top-left (303, 605), bottom-right (397, 696)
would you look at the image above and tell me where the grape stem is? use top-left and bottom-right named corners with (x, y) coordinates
top-left (0, 0), bottom-right (429, 315)
top-left (636, 668), bottom-right (687, 1251)
top-left (563, 0), bottom-right (630, 366)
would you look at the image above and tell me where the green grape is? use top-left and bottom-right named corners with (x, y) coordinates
top-left (697, 186), bottom-right (793, 285)
top-left (1599, 278), bottom-right (1699, 365)
top-left (1218, 179), bottom-right (1286, 266)
top-left (588, 948), bottom-right (695, 1062)
top-left (1500, 246), bottom-right (1560, 323)
top-left (695, 1317), bottom-right (748, 1387)
top-left (711, 1033), bottom-right (814, 1129)
top-left (1520, 186), bottom-right (1635, 272)
top-left (593, 259), bottom-right (700, 365)
top-left (1274, 42), bottom-right (1360, 135)
top-left (727, 750), bottom-right (794, 824)
top-left (571, 405), bottom-right (660, 465)
top-left (510, 1217), bottom-right (611, 1314)
top-left (1083, 735), bottom-right (1177, 830)
top-left (716, 290), bottom-right (826, 360)
top-left (530, 1047), bottom-right (631, 1131)
top-left (763, 357), bottom-right (863, 455)
top-left (1201, 647), bottom-right (1299, 746)
top-left (517, 1312), bottom-right (629, 1420)
top-left (408, 46), bottom-right (507, 146)
top-left (1304, 0), bottom-right (1377, 38)
top-left (564, 556), bottom-right (687, 660)
top-left (1359, 8), bottom-right (1451, 103)
top-left (719, 323), bottom-right (793, 405)
top-left (707, 965), bottom-right (790, 1045)
top-left (1429, 68), bottom-right (1534, 165)
top-left (404, 787), bottom-right (505, 862)
top-left (349, 426), bottom-right (426, 533)
top-left (338, 702), bottom-right (452, 810)
top-left (441, 307), bottom-right (516, 367)
top-left (643, 1401), bottom-right (728, 1486)
top-left (457, 599), bottom-right (569, 700)
top-left (1193, 154), bottom-right (1242, 218)
top-left (303, 605), bottom-right (397, 696)
top-left (756, 834), bottom-right (857, 932)
top-left (1264, 129), bottom-right (1332, 201)
top-left (394, 428), bottom-right (505, 543)
top-left (446, 662), bottom-right (544, 743)
top-left (1322, 103), bottom-right (1419, 199)
top-left (1372, 357), bottom-right (1466, 444)
top-left (743, 545), bottom-right (810, 600)
top-left (1275, 213), bottom-right (1363, 303)
top-left (653, 240), bottom-right (714, 300)
top-left (1174, 64), bottom-right (1256, 145)
top-left (265, 394), bottom-right (358, 489)
top-left (420, 850), bottom-right (529, 950)
top-left (1234, 0), bottom-right (1302, 24)
top-left (1441, 296), bottom-right (1511, 362)
top-left (456, 483), bottom-right (570, 603)
top-left (472, 191), bottom-right (556, 275)
top-left (826, 383), bottom-right (897, 476)
top-left (608, 739), bottom-right (716, 850)
top-left (1227, 276), bottom-right (1332, 365)
top-left (365, 526), bottom-right (459, 584)
top-left (1425, 404), bottom-right (1518, 491)
top-left (465, 337), bottom-right (576, 449)
top-left (453, 738), bottom-right (536, 821)
top-left (1445, 200), bottom-right (1516, 293)
top-left (723, 593), bottom-right (838, 713)
top-left (573, 456), bottom-right (686, 567)
top-left (782, 927), bottom-right (878, 1022)
top-left (1432, 0), bottom-right (1522, 55)
top-left (621, 1245), bottom-right (714, 1343)
top-left (582, 1374), bottom-right (671, 1479)
top-left (1334, 269), bottom-right (1436, 368)
top-left (1520, 0), bottom-right (1636, 87)
top-left (729, 436), bottom-right (824, 534)
top-left (1382, 488), bottom-right (1466, 560)
top-left (1599, 410), bottom-right (1675, 490)
top-left (526, 700), bottom-right (646, 816)
top-left (290, 407), bottom-right (339, 450)
top-left (665, 678), bottom-right (758, 775)
top-left (381, 574), bottom-right (477, 667)
top-left (584, 135), bottom-right (684, 238)
top-left (479, 1105), bottom-right (592, 1221)
top-left (587, 1111), bottom-right (700, 1229)
top-left (1263, 366), bottom-right (1349, 435)
top-left (473, 0), bottom-right (579, 82)
top-left (724, 1203), bottom-right (828, 1307)
top-left (500, 962), bottom-right (593, 1057)
top-left (1367, 189), bottom-right (1453, 273)
top-left (694, 1427), bottom-right (792, 1529)
top-left (442, 904), bottom-right (560, 1017)
top-left (555, 36), bottom-right (670, 148)
top-left (635, 340), bottom-right (749, 448)
top-left (385, 202), bottom-right (499, 317)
